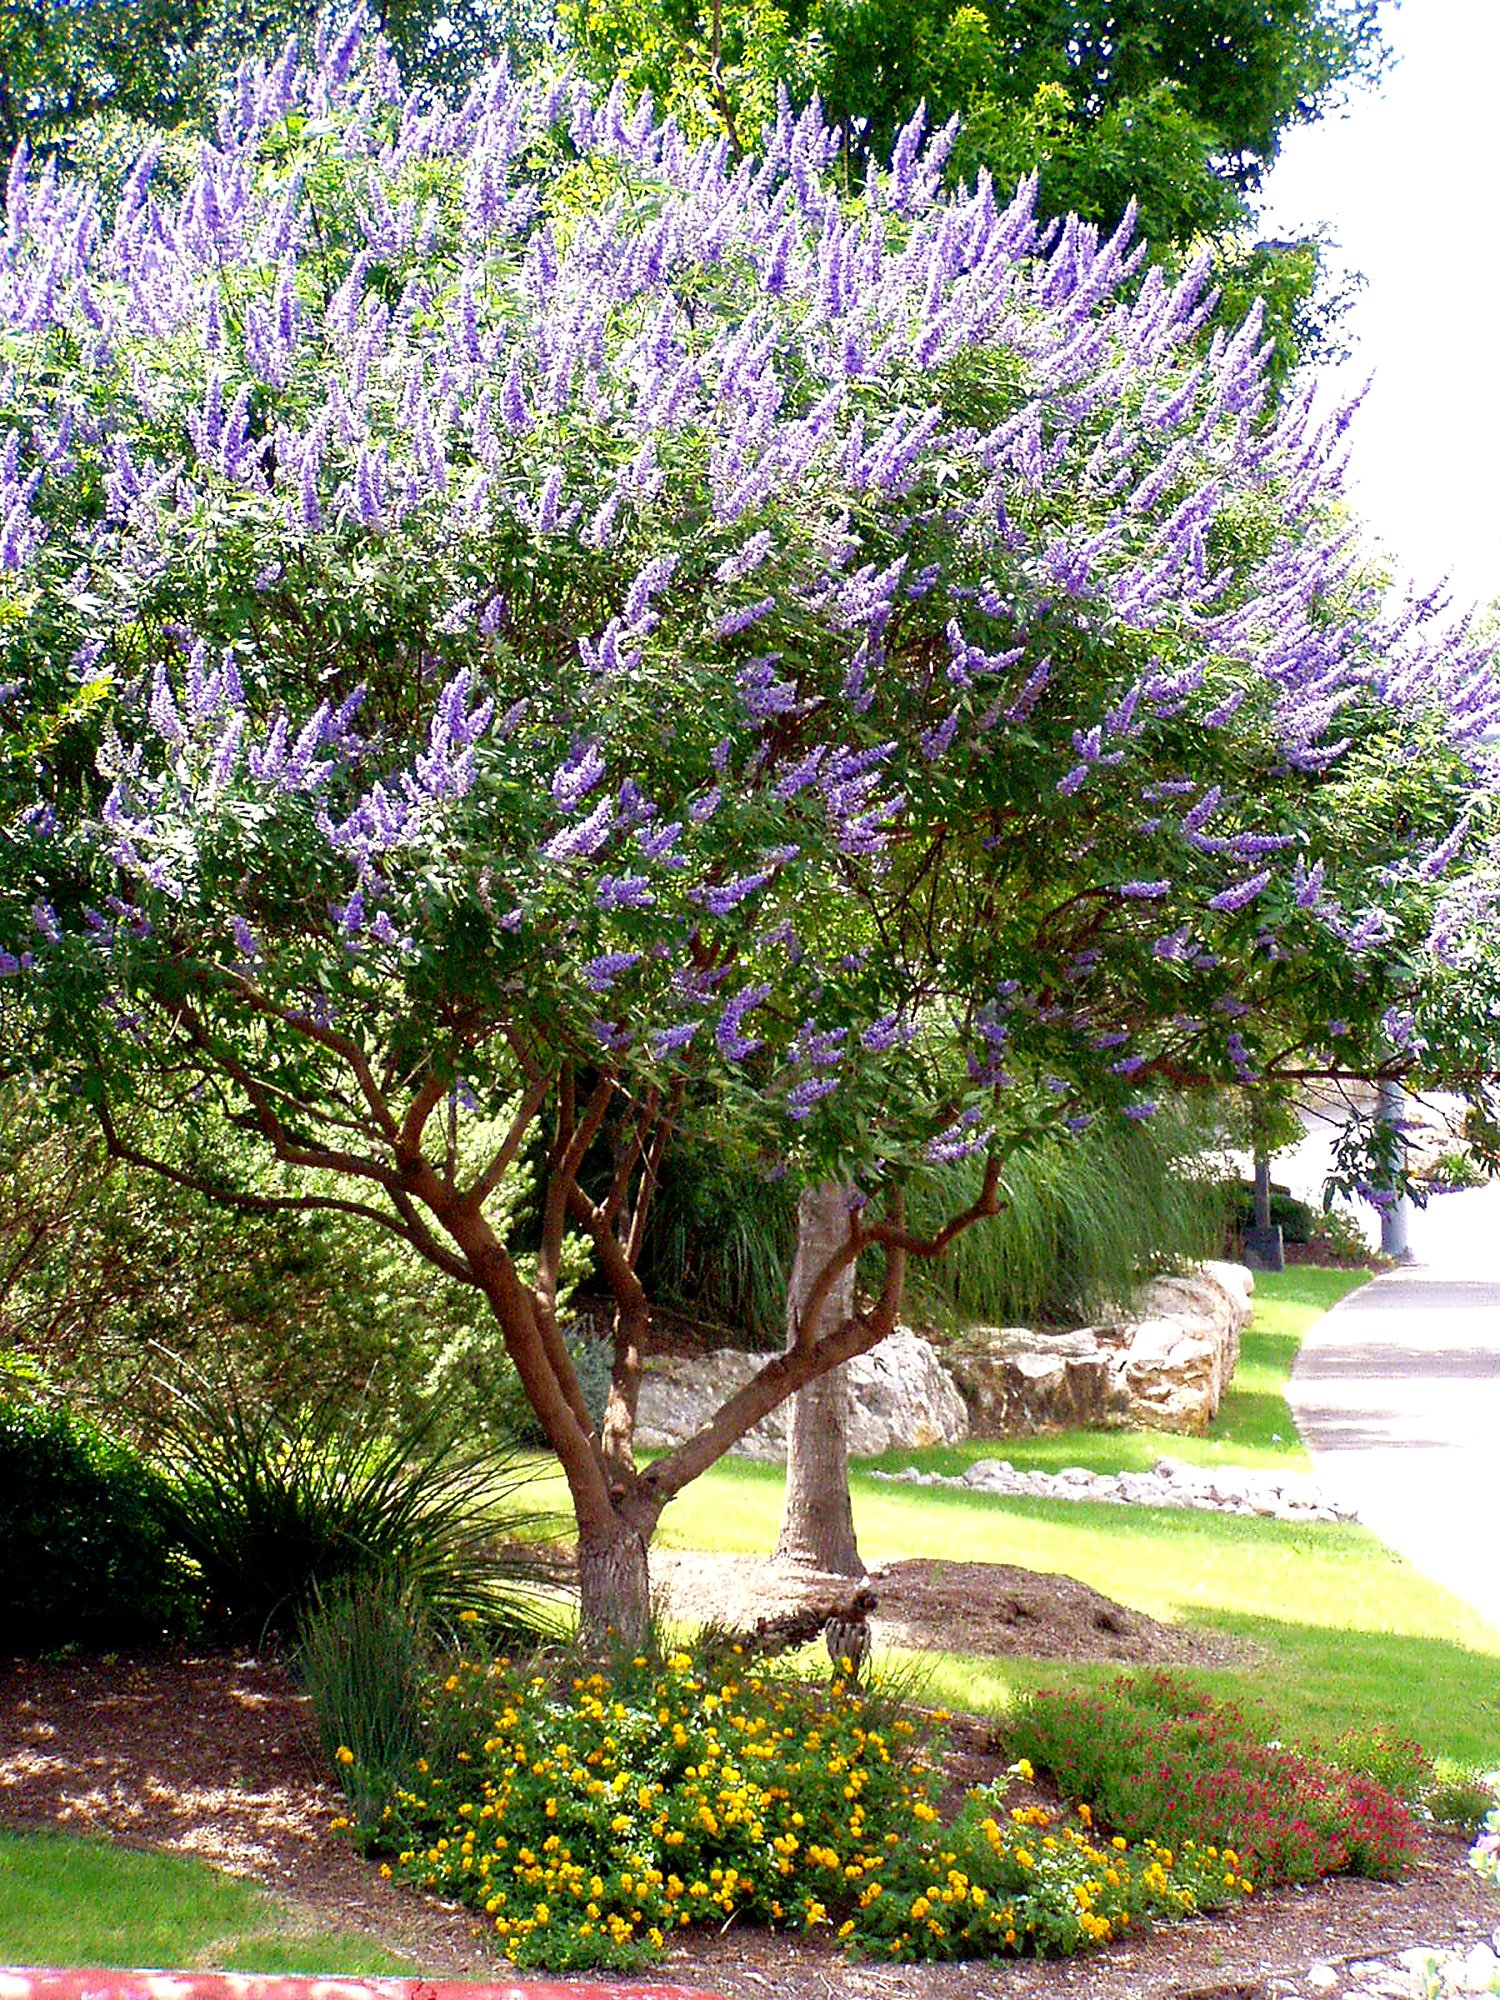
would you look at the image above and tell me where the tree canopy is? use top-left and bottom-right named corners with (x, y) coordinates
top-left (1, 18), bottom-right (1493, 1631)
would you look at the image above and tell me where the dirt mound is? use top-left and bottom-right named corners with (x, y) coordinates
top-left (650, 1550), bottom-right (1254, 1667)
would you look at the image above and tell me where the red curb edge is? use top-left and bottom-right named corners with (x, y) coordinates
top-left (0, 1972), bottom-right (730, 2000)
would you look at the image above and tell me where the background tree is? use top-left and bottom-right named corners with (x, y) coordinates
top-left (561, 0), bottom-right (1389, 376)
top-left (2, 25), bottom-right (1492, 1638)
top-left (0, 0), bottom-right (555, 170)
top-left (0, 1086), bottom-right (593, 1439)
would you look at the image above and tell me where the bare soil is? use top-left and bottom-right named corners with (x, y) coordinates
top-left (1, 1554), bottom-right (1493, 2000)
top-left (650, 1551), bottom-right (1257, 1669)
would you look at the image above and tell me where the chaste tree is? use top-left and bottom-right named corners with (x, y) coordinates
top-left (1, 16), bottom-right (1495, 1635)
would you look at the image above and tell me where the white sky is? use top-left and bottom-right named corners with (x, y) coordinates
top-left (1257, 0), bottom-right (1500, 613)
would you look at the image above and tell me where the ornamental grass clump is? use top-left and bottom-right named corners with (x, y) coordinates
top-left (151, 1365), bottom-right (559, 1642)
top-left (1010, 1671), bottom-right (1418, 1884)
top-left (354, 1645), bottom-right (1253, 1971)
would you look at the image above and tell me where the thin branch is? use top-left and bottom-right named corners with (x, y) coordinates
top-left (148, 989), bottom-right (398, 1192)
top-left (467, 1076), bottom-right (550, 1212)
top-left (642, 1172), bottom-right (1001, 1505)
top-left (866, 1154), bottom-right (1004, 1259)
top-left (624, 1077), bottom-right (683, 1268)
top-left (95, 1101), bottom-right (478, 1284)
top-left (537, 1073), bottom-right (614, 1311)
top-left (599, 1087), bottom-right (659, 1229)
top-left (210, 965), bottom-right (402, 1146)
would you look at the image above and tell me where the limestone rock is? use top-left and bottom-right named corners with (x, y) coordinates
top-left (947, 1261), bottom-right (1254, 1437)
top-left (947, 1327), bottom-right (1131, 1434)
top-left (633, 1324), bottom-right (969, 1460)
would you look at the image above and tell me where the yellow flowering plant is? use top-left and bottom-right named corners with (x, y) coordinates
top-left (850, 1794), bottom-right (1253, 1961)
top-left (353, 1641), bottom-right (1255, 1972)
top-left (380, 1643), bottom-right (940, 1970)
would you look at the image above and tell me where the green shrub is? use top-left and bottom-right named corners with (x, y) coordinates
top-left (0, 1392), bottom-right (196, 1651)
top-left (1303, 1206), bottom-right (1373, 1263)
top-left (1225, 1180), bottom-right (1317, 1245)
top-left (151, 1367), bottom-right (560, 1642)
top-left (365, 1644), bottom-right (1251, 1972)
top-left (1323, 1724), bottom-right (1434, 1804)
top-left (1008, 1672), bottom-right (1417, 1884)
top-left (1421, 1149), bottom-right (1486, 1192)
top-left (1430, 1777), bottom-right (1497, 1834)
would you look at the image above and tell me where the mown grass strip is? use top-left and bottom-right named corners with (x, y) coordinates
top-left (0, 1832), bottom-right (419, 1975)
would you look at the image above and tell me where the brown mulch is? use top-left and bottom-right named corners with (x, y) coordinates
top-left (1, 1555), bottom-right (1495, 2000)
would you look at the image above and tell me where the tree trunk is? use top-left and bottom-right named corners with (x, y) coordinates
top-left (774, 1181), bottom-right (866, 1576)
top-left (1253, 1150), bottom-right (1273, 1232)
top-left (577, 1515), bottom-right (651, 1647)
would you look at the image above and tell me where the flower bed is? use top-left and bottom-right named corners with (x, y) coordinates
top-left (340, 1647), bottom-right (1251, 1971)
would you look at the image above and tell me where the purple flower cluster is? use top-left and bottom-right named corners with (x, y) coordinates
top-left (0, 12), bottom-right (1495, 1174)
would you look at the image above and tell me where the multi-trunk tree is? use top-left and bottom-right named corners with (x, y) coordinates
top-left (2, 20), bottom-right (1495, 1637)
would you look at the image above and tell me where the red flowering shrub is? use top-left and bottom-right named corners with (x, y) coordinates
top-left (1009, 1672), bottom-right (1418, 1884)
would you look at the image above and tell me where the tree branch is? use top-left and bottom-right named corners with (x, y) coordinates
top-left (95, 1100), bottom-right (478, 1284)
top-left (641, 1173), bottom-right (994, 1505)
top-left (399, 1072), bottom-right (448, 1170)
top-left (790, 1206), bottom-right (869, 1351)
top-left (211, 965), bottom-right (402, 1146)
top-left (865, 1154), bottom-right (1004, 1258)
top-left (467, 1076), bottom-right (550, 1212)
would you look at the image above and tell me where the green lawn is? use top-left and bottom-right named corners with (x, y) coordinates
top-left (0, 1833), bottom-right (420, 1974)
top-left (654, 1265), bottom-right (1500, 1768)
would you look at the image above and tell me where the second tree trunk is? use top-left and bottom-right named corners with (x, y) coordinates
top-left (774, 1180), bottom-right (866, 1576)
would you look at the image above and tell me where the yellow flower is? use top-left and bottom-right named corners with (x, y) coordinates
top-left (1010, 1757), bottom-right (1035, 1782)
top-left (458, 1609), bottom-right (479, 1623)
top-left (334, 1745), bottom-right (355, 1765)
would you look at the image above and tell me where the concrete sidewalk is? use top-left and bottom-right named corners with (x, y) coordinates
top-left (1288, 1179), bottom-right (1500, 1632)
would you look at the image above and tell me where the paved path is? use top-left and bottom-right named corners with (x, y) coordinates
top-left (1288, 1179), bottom-right (1500, 1632)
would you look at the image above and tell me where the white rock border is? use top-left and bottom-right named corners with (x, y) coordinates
top-left (871, 1452), bottom-right (1358, 1524)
